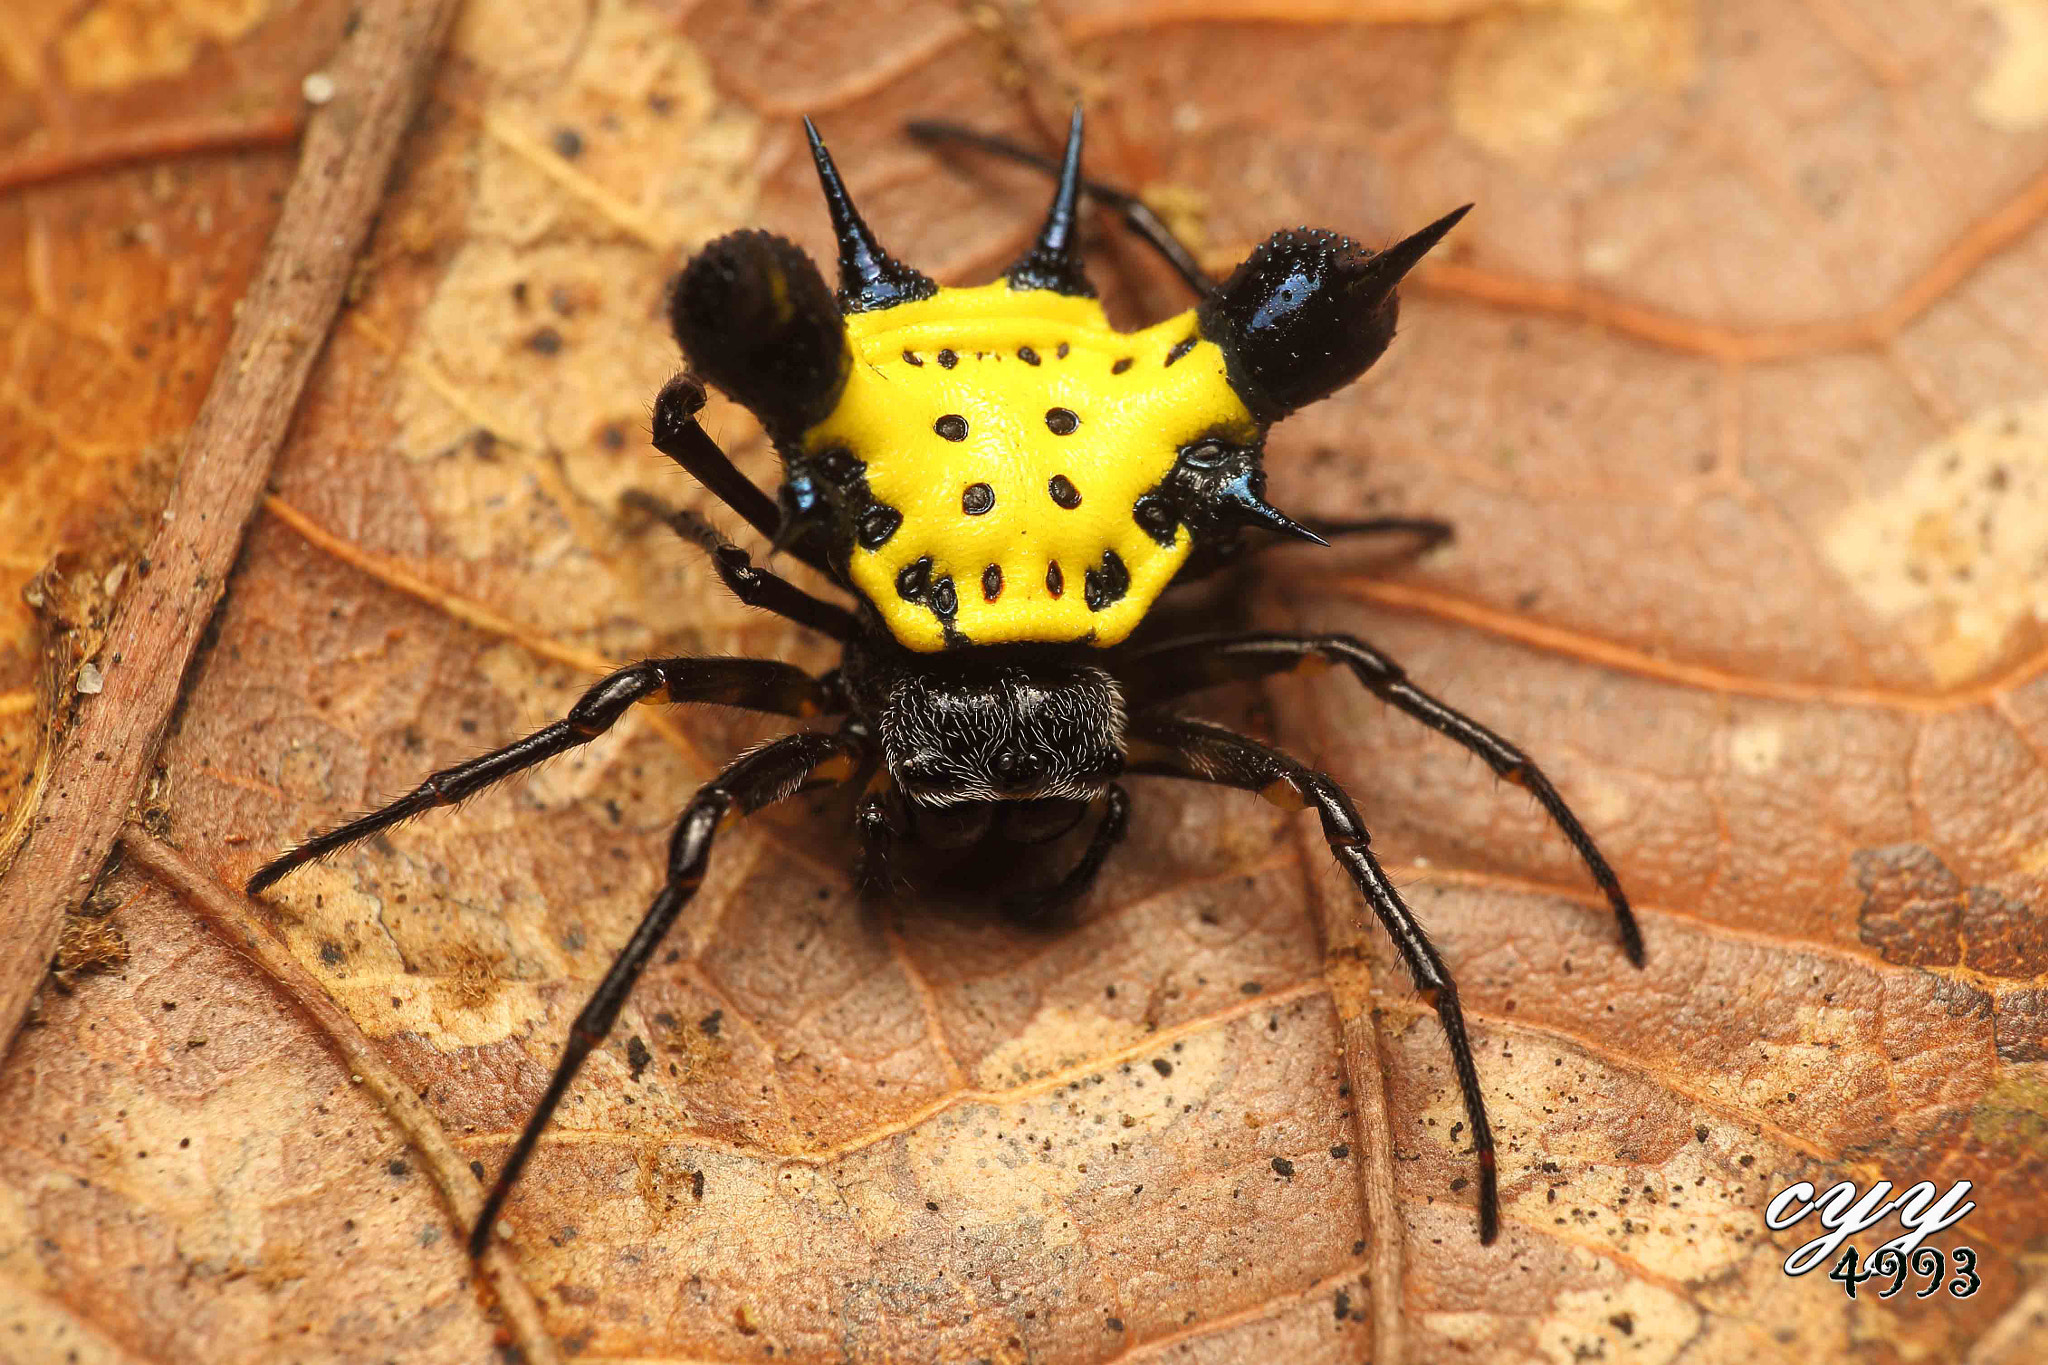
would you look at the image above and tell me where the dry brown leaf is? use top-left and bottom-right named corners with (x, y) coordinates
top-left (5, 2), bottom-right (2048, 1363)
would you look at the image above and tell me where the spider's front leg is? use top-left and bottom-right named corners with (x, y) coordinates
top-left (247, 656), bottom-right (839, 894)
top-left (1126, 713), bottom-right (1503, 1243)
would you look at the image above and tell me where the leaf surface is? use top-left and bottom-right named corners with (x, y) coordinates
top-left (4, 2), bottom-right (2047, 1362)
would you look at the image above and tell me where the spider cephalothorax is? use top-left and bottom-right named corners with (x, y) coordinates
top-left (250, 108), bottom-right (1641, 1264)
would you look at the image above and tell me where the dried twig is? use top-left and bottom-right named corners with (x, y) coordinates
top-left (121, 828), bottom-right (563, 1365)
top-left (0, 0), bottom-right (460, 1054)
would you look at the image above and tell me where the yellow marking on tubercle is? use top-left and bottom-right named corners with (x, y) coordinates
top-left (807, 282), bottom-right (1256, 651)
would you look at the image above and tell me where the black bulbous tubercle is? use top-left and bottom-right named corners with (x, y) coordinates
top-left (804, 116), bottom-right (938, 314)
top-left (1198, 204), bottom-right (1474, 424)
top-left (668, 229), bottom-right (849, 444)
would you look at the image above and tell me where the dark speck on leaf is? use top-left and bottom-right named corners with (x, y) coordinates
top-left (1271, 1156), bottom-right (1294, 1179)
top-left (470, 1160), bottom-right (485, 1182)
top-left (527, 326), bottom-right (563, 355)
top-left (319, 941), bottom-right (344, 967)
top-left (699, 1010), bottom-right (724, 1037)
top-left (626, 1035), bottom-right (653, 1081)
top-left (552, 127), bottom-right (584, 159)
top-left (1239, 981), bottom-right (1263, 995)
top-left (1151, 1058), bottom-right (1172, 1078)
top-left (387, 1158), bottom-right (410, 1178)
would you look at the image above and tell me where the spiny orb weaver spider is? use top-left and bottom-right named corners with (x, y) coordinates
top-left (250, 109), bottom-right (1645, 1256)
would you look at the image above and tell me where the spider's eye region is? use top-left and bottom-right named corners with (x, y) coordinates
top-left (988, 750), bottom-right (1044, 792)
top-left (878, 663), bottom-right (1125, 806)
top-left (1181, 439), bottom-right (1230, 468)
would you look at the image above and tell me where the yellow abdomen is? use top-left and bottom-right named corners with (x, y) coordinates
top-left (804, 283), bottom-right (1255, 651)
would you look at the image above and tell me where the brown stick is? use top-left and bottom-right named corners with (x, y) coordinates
top-left (120, 829), bottom-right (563, 1365)
top-left (0, 0), bottom-right (461, 1057)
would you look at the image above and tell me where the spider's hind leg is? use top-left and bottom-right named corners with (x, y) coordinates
top-left (1125, 713), bottom-right (1501, 1244)
top-left (1117, 630), bottom-right (1641, 966)
top-left (469, 728), bottom-right (867, 1255)
top-left (906, 119), bottom-right (1215, 299)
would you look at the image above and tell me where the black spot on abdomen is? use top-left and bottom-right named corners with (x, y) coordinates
top-left (896, 557), bottom-right (932, 602)
top-left (1133, 494), bottom-right (1178, 546)
top-left (1083, 550), bottom-right (1129, 611)
top-left (858, 504), bottom-right (902, 549)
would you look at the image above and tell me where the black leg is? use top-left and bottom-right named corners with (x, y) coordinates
top-left (1297, 516), bottom-right (1454, 552)
top-left (652, 374), bottom-right (839, 581)
top-left (248, 656), bottom-right (840, 895)
top-left (468, 729), bottom-right (864, 1256)
top-left (1125, 714), bottom-right (1500, 1244)
top-left (1117, 631), bottom-right (1642, 966)
top-left (906, 119), bottom-right (1216, 299)
top-left (626, 491), bottom-right (859, 641)
top-left (1003, 785), bottom-right (1129, 918)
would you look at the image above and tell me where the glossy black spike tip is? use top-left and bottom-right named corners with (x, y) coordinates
top-left (805, 117), bottom-right (937, 314)
top-left (1003, 107), bottom-right (1095, 298)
